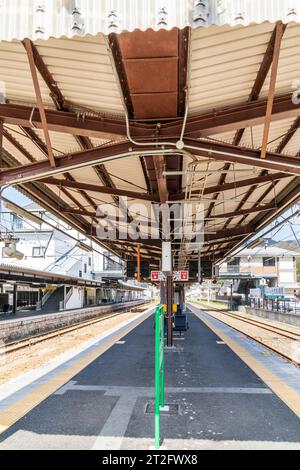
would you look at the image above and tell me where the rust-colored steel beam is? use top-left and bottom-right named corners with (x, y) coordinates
top-left (23, 39), bottom-right (56, 168)
top-left (210, 24), bottom-right (288, 224)
top-left (1, 92), bottom-right (300, 140)
top-left (163, 93), bottom-right (300, 138)
top-left (238, 176), bottom-right (300, 233)
top-left (23, 40), bottom-right (67, 111)
top-left (275, 116), bottom-right (300, 153)
top-left (171, 172), bottom-right (289, 200)
top-left (222, 178), bottom-right (300, 262)
top-left (184, 139), bottom-right (300, 174)
top-left (2, 139), bottom-right (300, 186)
top-left (203, 172), bottom-right (288, 195)
top-left (40, 177), bottom-right (158, 202)
top-left (261, 22), bottom-right (284, 159)
top-left (0, 119), bottom-right (3, 169)
top-left (153, 155), bottom-right (169, 203)
top-left (3, 129), bottom-right (35, 163)
top-left (1, 149), bottom-right (124, 260)
top-left (233, 23), bottom-right (287, 147)
top-left (0, 103), bottom-right (146, 138)
top-left (10, 126), bottom-right (99, 216)
top-left (203, 225), bottom-right (255, 243)
top-left (210, 204), bottom-right (275, 220)
top-left (21, 40), bottom-right (119, 209)
top-left (64, 208), bottom-right (152, 227)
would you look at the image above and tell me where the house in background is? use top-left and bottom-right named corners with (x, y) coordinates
top-left (0, 202), bottom-right (146, 312)
top-left (0, 202), bottom-right (123, 281)
top-left (218, 239), bottom-right (300, 294)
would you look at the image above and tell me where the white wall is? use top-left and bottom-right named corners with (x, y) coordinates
top-left (65, 287), bottom-right (83, 310)
top-left (278, 257), bottom-right (296, 285)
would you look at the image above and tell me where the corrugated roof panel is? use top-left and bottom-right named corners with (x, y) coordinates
top-left (189, 23), bottom-right (274, 115)
top-left (43, 182), bottom-right (93, 209)
top-left (283, 128), bottom-right (300, 156)
top-left (90, 137), bottom-right (124, 147)
top-left (4, 125), bottom-right (47, 162)
top-left (33, 129), bottom-right (81, 156)
top-left (0, 1), bottom-right (299, 42)
top-left (240, 119), bottom-right (296, 153)
top-left (3, 137), bottom-right (32, 165)
top-left (206, 132), bottom-right (237, 145)
top-left (0, 40), bottom-right (53, 107)
top-left (34, 34), bottom-right (125, 116)
top-left (260, 23), bottom-right (300, 100)
top-left (69, 167), bottom-right (112, 188)
top-left (105, 157), bottom-right (148, 192)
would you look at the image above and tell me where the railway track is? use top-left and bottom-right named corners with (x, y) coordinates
top-left (190, 302), bottom-right (300, 364)
top-left (2, 304), bottom-right (150, 356)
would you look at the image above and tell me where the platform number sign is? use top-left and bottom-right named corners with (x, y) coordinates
top-left (151, 271), bottom-right (166, 282)
top-left (173, 271), bottom-right (189, 282)
top-left (151, 271), bottom-right (160, 282)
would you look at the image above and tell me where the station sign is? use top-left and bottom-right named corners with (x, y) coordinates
top-left (249, 288), bottom-right (261, 298)
top-left (265, 287), bottom-right (285, 296)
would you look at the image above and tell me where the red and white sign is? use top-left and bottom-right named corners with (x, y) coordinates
top-left (151, 271), bottom-right (160, 282)
top-left (173, 271), bottom-right (189, 282)
top-left (151, 271), bottom-right (189, 282)
top-left (151, 271), bottom-right (166, 282)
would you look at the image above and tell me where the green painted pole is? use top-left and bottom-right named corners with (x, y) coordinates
top-left (161, 316), bottom-right (165, 407)
top-left (155, 306), bottom-right (160, 449)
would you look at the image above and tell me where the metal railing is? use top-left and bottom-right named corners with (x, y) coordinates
top-left (250, 298), bottom-right (300, 314)
top-left (36, 289), bottom-right (56, 310)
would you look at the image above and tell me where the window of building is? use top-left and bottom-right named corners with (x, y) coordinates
top-left (79, 270), bottom-right (82, 278)
top-left (13, 215), bottom-right (23, 230)
top-left (84, 263), bottom-right (87, 273)
top-left (103, 251), bottom-right (120, 271)
top-left (227, 257), bottom-right (240, 272)
top-left (88, 257), bottom-right (92, 267)
top-left (32, 246), bottom-right (46, 258)
top-left (263, 257), bottom-right (276, 267)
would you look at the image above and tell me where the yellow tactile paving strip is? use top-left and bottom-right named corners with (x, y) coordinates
top-left (0, 310), bottom-right (153, 435)
top-left (191, 307), bottom-right (300, 419)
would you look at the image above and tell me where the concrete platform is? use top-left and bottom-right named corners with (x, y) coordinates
top-left (0, 301), bottom-right (141, 322)
top-left (0, 300), bottom-right (145, 343)
top-left (0, 309), bottom-right (300, 450)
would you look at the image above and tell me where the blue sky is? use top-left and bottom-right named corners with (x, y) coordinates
top-left (3, 187), bottom-right (33, 207)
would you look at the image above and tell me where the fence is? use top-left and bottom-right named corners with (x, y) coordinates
top-left (250, 298), bottom-right (300, 314)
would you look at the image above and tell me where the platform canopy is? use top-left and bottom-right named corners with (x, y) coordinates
top-left (1, 1), bottom-right (300, 270)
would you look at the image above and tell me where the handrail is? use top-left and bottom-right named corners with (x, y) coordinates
top-left (41, 288), bottom-right (56, 307)
top-left (65, 286), bottom-right (74, 305)
top-left (155, 305), bottom-right (165, 449)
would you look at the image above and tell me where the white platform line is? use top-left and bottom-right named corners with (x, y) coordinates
top-left (55, 382), bottom-right (272, 396)
top-left (92, 395), bottom-right (137, 450)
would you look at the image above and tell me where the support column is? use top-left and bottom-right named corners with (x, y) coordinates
top-left (166, 275), bottom-right (173, 347)
top-left (12, 283), bottom-right (18, 315)
top-left (63, 284), bottom-right (66, 310)
top-left (162, 241), bottom-right (173, 347)
top-left (0, 119), bottom-right (3, 170)
top-left (160, 281), bottom-right (166, 305)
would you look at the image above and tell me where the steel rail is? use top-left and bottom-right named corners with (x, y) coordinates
top-left (190, 303), bottom-right (300, 364)
top-left (3, 302), bottom-right (149, 356)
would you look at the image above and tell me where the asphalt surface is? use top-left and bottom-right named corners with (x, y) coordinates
top-left (0, 310), bottom-right (300, 450)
